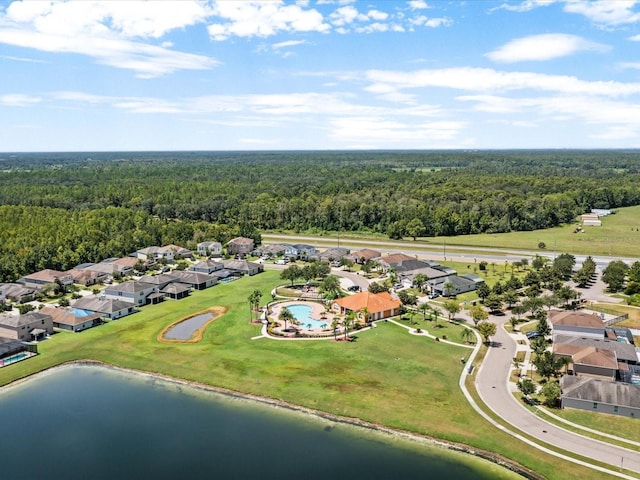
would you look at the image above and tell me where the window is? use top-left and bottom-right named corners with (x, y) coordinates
top-left (593, 402), bottom-right (598, 409)
top-left (614, 406), bottom-right (619, 413)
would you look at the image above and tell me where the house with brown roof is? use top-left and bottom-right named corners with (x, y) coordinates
top-left (0, 312), bottom-right (54, 341)
top-left (549, 310), bottom-right (606, 340)
top-left (66, 268), bottom-right (107, 287)
top-left (332, 291), bottom-right (401, 322)
top-left (19, 269), bottom-right (73, 289)
top-left (554, 344), bottom-right (619, 381)
top-left (0, 283), bottom-right (37, 303)
top-left (40, 306), bottom-right (102, 333)
top-left (348, 248), bottom-right (381, 264)
top-left (72, 296), bottom-right (136, 320)
top-left (197, 241), bottom-right (223, 257)
top-left (226, 237), bottom-right (255, 256)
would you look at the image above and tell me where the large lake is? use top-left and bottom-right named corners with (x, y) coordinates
top-left (0, 366), bottom-right (523, 479)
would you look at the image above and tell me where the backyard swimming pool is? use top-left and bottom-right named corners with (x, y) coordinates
top-left (287, 304), bottom-right (330, 330)
top-left (69, 308), bottom-right (95, 318)
top-left (0, 352), bottom-right (30, 367)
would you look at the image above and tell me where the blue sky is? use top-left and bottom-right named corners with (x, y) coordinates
top-left (1, 0), bottom-right (640, 151)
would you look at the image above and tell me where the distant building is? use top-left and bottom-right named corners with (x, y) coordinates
top-left (581, 213), bottom-right (601, 226)
top-left (226, 237), bottom-right (255, 256)
top-left (561, 376), bottom-right (640, 418)
top-left (19, 269), bottom-right (73, 289)
top-left (197, 241), bottom-right (223, 257)
top-left (332, 291), bottom-right (401, 322)
top-left (40, 306), bottom-right (102, 333)
top-left (0, 312), bottom-right (54, 341)
top-left (549, 310), bottom-right (606, 340)
top-left (72, 296), bottom-right (136, 320)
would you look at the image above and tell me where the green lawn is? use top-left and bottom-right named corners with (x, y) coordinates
top-left (0, 270), bottom-right (622, 480)
top-left (547, 408), bottom-right (640, 447)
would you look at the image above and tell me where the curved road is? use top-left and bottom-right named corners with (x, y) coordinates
top-left (476, 315), bottom-right (640, 476)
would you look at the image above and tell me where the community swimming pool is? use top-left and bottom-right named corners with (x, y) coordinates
top-left (287, 304), bottom-right (330, 330)
top-left (69, 308), bottom-right (95, 318)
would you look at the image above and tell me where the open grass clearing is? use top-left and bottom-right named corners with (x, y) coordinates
top-left (0, 270), bottom-right (628, 480)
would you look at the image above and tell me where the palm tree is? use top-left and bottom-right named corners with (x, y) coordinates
top-left (359, 306), bottom-right (370, 324)
top-left (343, 311), bottom-right (355, 341)
top-left (461, 327), bottom-right (475, 344)
top-left (418, 302), bottom-right (430, 320)
top-left (279, 307), bottom-right (294, 331)
top-left (331, 316), bottom-right (340, 340)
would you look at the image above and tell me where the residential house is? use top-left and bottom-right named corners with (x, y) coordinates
top-left (132, 245), bottom-right (192, 262)
top-left (0, 312), bottom-right (54, 341)
top-left (40, 306), bottom-right (102, 333)
top-left (553, 344), bottom-right (619, 381)
top-left (348, 248), bottom-right (381, 264)
top-left (377, 253), bottom-right (416, 271)
top-left (72, 296), bottom-right (136, 320)
top-left (80, 259), bottom-right (133, 278)
top-left (19, 269), bottom-right (73, 289)
top-left (284, 244), bottom-right (317, 259)
top-left (581, 213), bottom-right (601, 226)
top-left (103, 281), bottom-right (159, 307)
top-left (66, 268), bottom-right (107, 287)
top-left (167, 271), bottom-right (218, 290)
top-left (253, 243), bottom-right (288, 258)
top-left (138, 274), bottom-right (178, 290)
top-left (226, 237), bottom-right (255, 256)
top-left (552, 335), bottom-right (638, 367)
top-left (197, 241), bottom-right (223, 257)
top-left (315, 247), bottom-right (350, 263)
top-left (190, 260), bottom-right (224, 275)
top-left (549, 310), bottom-right (606, 340)
top-left (160, 282), bottom-right (191, 300)
top-left (0, 283), bottom-right (37, 303)
top-left (561, 376), bottom-right (640, 418)
top-left (428, 275), bottom-right (478, 297)
top-left (332, 291), bottom-right (401, 322)
top-left (223, 260), bottom-right (264, 276)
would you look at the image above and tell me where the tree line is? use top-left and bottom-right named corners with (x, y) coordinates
top-left (2, 150), bottom-right (640, 281)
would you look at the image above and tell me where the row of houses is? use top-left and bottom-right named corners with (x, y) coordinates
top-left (547, 310), bottom-right (640, 417)
top-left (0, 255), bottom-right (264, 354)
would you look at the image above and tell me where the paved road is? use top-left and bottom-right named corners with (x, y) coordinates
top-left (476, 315), bottom-right (640, 476)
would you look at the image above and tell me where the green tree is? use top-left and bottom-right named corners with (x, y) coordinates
top-left (460, 327), bottom-right (475, 344)
top-left (484, 293), bottom-right (503, 313)
top-left (477, 321), bottom-right (497, 344)
top-left (368, 282), bottom-right (389, 294)
top-left (280, 265), bottom-right (302, 286)
top-left (540, 381), bottom-right (562, 407)
top-left (405, 217), bottom-right (426, 241)
top-left (602, 260), bottom-right (629, 292)
top-left (397, 290), bottom-right (418, 306)
top-left (331, 316), bottom-right (340, 340)
top-left (536, 315), bottom-right (551, 337)
top-left (533, 351), bottom-right (562, 381)
top-left (342, 311), bottom-right (355, 340)
top-left (552, 253), bottom-right (576, 279)
top-left (476, 282), bottom-right (490, 301)
top-left (468, 304), bottom-right (488, 326)
top-left (418, 301), bottom-right (430, 320)
top-left (413, 273), bottom-right (427, 292)
top-left (517, 378), bottom-right (536, 398)
top-left (339, 257), bottom-right (354, 271)
top-left (443, 299), bottom-right (460, 322)
top-left (502, 289), bottom-right (519, 309)
top-left (278, 307), bottom-right (294, 331)
top-left (319, 275), bottom-right (342, 300)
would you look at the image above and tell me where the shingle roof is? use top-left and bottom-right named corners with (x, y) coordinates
top-left (561, 376), bottom-right (640, 408)
top-left (553, 335), bottom-right (638, 363)
top-left (40, 306), bottom-right (101, 327)
top-left (72, 296), bottom-right (133, 314)
top-left (549, 310), bottom-right (605, 329)
top-left (0, 312), bottom-right (52, 328)
top-left (105, 281), bottom-right (154, 293)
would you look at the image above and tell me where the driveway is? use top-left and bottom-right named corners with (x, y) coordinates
top-left (476, 315), bottom-right (640, 475)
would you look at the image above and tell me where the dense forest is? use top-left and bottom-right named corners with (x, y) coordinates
top-left (1, 150), bottom-right (639, 281)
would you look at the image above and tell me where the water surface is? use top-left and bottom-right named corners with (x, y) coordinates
top-left (0, 366), bottom-right (523, 480)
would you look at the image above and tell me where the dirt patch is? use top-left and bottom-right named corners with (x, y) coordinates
top-left (157, 306), bottom-right (227, 344)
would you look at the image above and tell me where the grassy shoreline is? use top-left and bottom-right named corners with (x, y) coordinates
top-left (0, 270), bottom-right (628, 479)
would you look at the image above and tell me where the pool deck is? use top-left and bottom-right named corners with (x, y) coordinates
top-left (269, 300), bottom-right (339, 336)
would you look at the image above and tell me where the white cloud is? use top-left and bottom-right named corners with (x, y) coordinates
top-left (0, 93), bottom-right (42, 106)
top-left (0, 54), bottom-right (47, 63)
top-left (409, 15), bottom-right (452, 28)
top-left (208, 1), bottom-right (329, 40)
top-left (563, 0), bottom-right (640, 27)
top-left (629, 34), bottom-right (640, 41)
top-left (407, 0), bottom-right (430, 10)
top-left (367, 9), bottom-right (389, 21)
top-left (364, 67), bottom-right (640, 97)
top-left (272, 40), bottom-right (306, 49)
top-left (0, 1), bottom-right (218, 77)
top-left (619, 62), bottom-right (640, 70)
top-left (491, 0), bottom-right (557, 13)
top-left (486, 33), bottom-right (609, 63)
top-left (329, 6), bottom-right (366, 26)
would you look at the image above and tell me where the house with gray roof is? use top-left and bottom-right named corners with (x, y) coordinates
top-left (561, 376), bottom-right (640, 418)
top-left (167, 271), bottom-right (218, 290)
top-left (553, 335), bottom-right (638, 365)
top-left (103, 281), bottom-right (158, 306)
top-left (161, 283), bottom-right (191, 300)
top-left (284, 244), bottom-right (317, 259)
top-left (222, 260), bottom-right (264, 276)
top-left (428, 275), bottom-right (478, 297)
top-left (190, 260), bottom-right (224, 275)
top-left (0, 283), bottom-right (37, 303)
top-left (72, 296), bottom-right (136, 320)
top-left (315, 247), bottom-right (350, 263)
top-left (138, 274), bottom-right (178, 290)
top-left (0, 312), bottom-right (53, 341)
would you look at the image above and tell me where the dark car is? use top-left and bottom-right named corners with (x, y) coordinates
top-left (526, 331), bottom-right (541, 339)
top-left (347, 285), bottom-right (361, 292)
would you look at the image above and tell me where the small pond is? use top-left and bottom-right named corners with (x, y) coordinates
top-left (163, 313), bottom-right (215, 341)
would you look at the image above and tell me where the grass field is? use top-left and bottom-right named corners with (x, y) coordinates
top-left (0, 270), bottom-right (626, 480)
top-left (412, 205), bottom-right (640, 257)
top-left (268, 205), bottom-right (640, 258)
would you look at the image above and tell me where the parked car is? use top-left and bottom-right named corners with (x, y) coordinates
top-left (347, 285), bottom-right (360, 292)
top-left (526, 331), bottom-right (541, 340)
